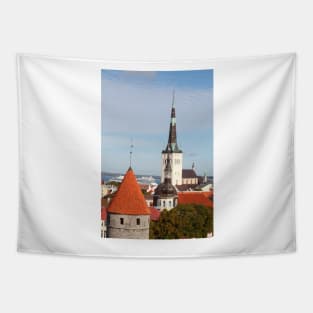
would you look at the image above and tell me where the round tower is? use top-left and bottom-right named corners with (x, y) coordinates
top-left (107, 167), bottom-right (151, 239)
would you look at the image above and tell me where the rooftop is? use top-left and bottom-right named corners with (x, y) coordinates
top-left (149, 207), bottom-right (161, 221)
top-left (178, 191), bottom-right (213, 208)
top-left (176, 184), bottom-right (197, 192)
top-left (182, 169), bottom-right (198, 179)
top-left (107, 167), bottom-right (151, 215)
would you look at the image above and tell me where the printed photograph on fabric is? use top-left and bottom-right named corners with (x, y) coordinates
top-left (101, 69), bottom-right (213, 239)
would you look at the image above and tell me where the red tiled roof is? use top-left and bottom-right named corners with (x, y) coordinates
top-left (178, 192), bottom-right (213, 208)
top-left (149, 207), bottom-right (160, 221)
top-left (201, 191), bottom-right (213, 199)
top-left (107, 168), bottom-right (151, 215)
top-left (101, 206), bottom-right (107, 220)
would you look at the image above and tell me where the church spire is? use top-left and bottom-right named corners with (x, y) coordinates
top-left (161, 90), bottom-right (183, 186)
top-left (163, 90), bottom-right (182, 153)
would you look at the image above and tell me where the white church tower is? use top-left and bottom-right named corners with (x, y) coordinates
top-left (161, 90), bottom-right (183, 186)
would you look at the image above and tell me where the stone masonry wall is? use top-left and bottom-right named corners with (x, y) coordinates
top-left (107, 214), bottom-right (150, 239)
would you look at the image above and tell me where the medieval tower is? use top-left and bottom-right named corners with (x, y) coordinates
top-left (154, 153), bottom-right (178, 211)
top-left (161, 90), bottom-right (183, 185)
top-left (107, 167), bottom-right (151, 239)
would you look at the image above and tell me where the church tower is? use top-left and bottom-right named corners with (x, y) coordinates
top-left (161, 90), bottom-right (183, 185)
top-left (154, 153), bottom-right (178, 211)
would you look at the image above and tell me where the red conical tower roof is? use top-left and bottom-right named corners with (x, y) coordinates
top-left (107, 167), bottom-right (151, 215)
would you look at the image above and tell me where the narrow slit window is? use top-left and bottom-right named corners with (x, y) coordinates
top-left (136, 218), bottom-right (140, 225)
top-left (120, 218), bottom-right (124, 225)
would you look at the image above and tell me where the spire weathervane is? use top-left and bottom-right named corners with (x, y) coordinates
top-left (172, 89), bottom-right (175, 108)
top-left (129, 138), bottom-right (134, 168)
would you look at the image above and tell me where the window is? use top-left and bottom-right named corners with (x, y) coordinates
top-left (136, 218), bottom-right (140, 225)
top-left (120, 218), bottom-right (124, 225)
top-left (163, 201), bottom-right (166, 207)
top-left (169, 201), bottom-right (172, 207)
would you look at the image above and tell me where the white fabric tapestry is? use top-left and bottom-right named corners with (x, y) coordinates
top-left (17, 53), bottom-right (296, 258)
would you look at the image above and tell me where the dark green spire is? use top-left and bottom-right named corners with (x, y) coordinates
top-left (163, 90), bottom-right (182, 153)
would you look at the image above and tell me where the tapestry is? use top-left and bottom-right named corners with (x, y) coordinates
top-left (17, 53), bottom-right (296, 257)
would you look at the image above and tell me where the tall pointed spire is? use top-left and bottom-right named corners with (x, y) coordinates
top-left (163, 90), bottom-right (182, 153)
top-left (161, 89), bottom-right (183, 186)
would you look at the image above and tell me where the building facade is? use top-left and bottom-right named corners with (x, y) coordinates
top-left (154, 154), bottom-right (178, 211)
top-left (182, 169), bottom-right (199, 185)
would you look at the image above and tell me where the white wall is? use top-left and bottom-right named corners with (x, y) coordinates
top-left (0, 1), bottom-right (312, 313)
top-left (161, 152), bottom-right (183, 185)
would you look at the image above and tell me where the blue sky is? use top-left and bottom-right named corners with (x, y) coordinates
top-left (101, 69), bottom-right (213, 176)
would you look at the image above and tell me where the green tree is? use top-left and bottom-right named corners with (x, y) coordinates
top-left (150, 204), bottom-right (213, 239)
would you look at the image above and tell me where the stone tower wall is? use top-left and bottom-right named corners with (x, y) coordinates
top-left (107, 214), bottom-right (150, 239)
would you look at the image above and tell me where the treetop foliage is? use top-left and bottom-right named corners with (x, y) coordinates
top-left (150, 203), bottom-right (213, 239)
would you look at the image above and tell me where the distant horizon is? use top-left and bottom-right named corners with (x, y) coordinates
top-left (101, 69), bottom-right (213, 176)
top-left (101, 170), bottom-right (214, 179)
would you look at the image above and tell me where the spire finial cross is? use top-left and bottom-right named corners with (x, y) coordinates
top-left (172, 89), bottom-right (175, 108)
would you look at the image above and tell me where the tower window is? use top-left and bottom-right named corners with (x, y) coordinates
top-left (120, 218), bottom-right (124, 225)
top-left (136, 218), bottom-right (140, 225)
